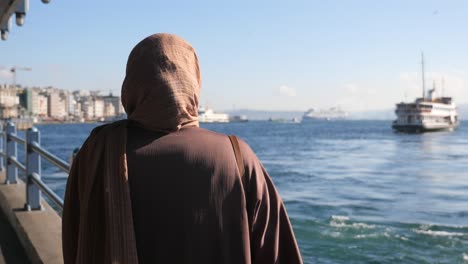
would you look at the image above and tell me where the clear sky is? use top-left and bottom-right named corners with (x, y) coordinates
top-left (1, 0), bottom-right (467, 112)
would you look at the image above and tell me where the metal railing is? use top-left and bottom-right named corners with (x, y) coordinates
top-left (0, 121), bottom-right (69, 211)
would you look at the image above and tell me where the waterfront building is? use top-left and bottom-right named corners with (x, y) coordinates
top-left (37, 94), bottom-right (48, 117)
top-left (19, 88), bottom-right (33, 116)
top-left (61, 90), bottom-right (74, 118)
top-left (20, 87), bottom-right (48, 117)
top-left (103, 93), bottom-right (122, 116)
top-left (0, 84), bottom-right (20, 118)
top-left (72, 100), bottom-right (82, 119)
top-left (104, 102), bottom-right (116, 117)
top-left (77, 89), bottom-right (91, 97)
top-left (0, 84), bottom-right (123, 121)
top-left (81, 99), bottom-right (94, 120)
top-left (48, 90), bottom-right (66, 119)
top-left (93, 98), bottom-right (105, 119)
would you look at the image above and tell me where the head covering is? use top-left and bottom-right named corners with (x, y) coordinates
top-left (122, 33), bottom-right (202, 132)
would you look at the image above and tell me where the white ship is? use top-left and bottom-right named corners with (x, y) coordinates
top-left (229, 115), bottom-right (248, 122)
top-left (198, 107), bottom-right (229, 123)
top-left (302, 107), bottom-right (347, 122)
top-left (392, 54), bottom-right (459, 133)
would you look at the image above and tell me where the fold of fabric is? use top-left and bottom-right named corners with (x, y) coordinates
top-left (63, 120), bottom-right (138, 263)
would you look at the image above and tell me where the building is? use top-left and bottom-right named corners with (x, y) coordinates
top-left (0, 84), bottom-right (20, 118)
top-left (72, 100), bottom-right (82, 119)
top-left (102, 93), bottom-right (122, 116)
top-left (48, 90), bottom-right (66, 119)
top-left (18, 88), bottom-right (33, 115)
top-left (81, 99), bottom-right (94, 120)
top-left (37, 94), bottom-right (48, 117)
top-left (0, 84), bottom-right (123, 121)
top-left (104, 102), bottom-right (116, 117)
top-left (93, 98), bottom-right (104, 119)
top-left (60, 90), bottom-right (73, 117)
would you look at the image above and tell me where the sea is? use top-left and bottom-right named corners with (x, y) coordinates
top-left (20, 120), bottom-right (468, 263)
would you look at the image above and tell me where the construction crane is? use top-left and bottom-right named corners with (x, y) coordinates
top-left (0, 66), bottom-right (32, 88)
top-left (11, 66), bottom-right (31, 88)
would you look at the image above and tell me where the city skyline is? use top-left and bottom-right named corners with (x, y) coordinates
top-left (0, 84), bottom-right (123, 121)
top-left (1, 1), bottom-right (468, 112)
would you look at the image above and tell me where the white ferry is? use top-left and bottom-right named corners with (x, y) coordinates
top-left (392, 55), bottom-right (459, 133)
top-left (198, 107), bottom-right (229, 123)
top-left (302, 107), bottom-right (347, 122)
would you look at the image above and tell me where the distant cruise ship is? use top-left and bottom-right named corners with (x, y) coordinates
top-left (302, 107), bottom-right (347, 122)
top-left (198, 107), bottom-right (229, 123)
top-left (392, 54), bottom-right (459, 133)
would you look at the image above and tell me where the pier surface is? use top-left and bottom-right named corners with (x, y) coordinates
top-left (0, 207), bottom-right (30, 263)
top-left (0, 172), bottom-right (63, 264)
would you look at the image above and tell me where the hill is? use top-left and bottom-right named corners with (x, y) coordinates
top-left (226, 104), bottom-right (468, 121)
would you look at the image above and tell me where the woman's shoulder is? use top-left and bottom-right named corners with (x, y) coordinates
top-left (78, 120), bottom-right (129, 152)
top-left (192, 127), bottom-right (258, 162)
top-left (89, 120), bottom-right (128, 137)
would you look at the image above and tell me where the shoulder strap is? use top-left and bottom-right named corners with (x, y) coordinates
top-left (228, 135), bottom-right (245, 177)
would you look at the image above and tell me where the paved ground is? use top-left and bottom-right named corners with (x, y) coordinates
top-left (0, 207), bottom-right (30, 264)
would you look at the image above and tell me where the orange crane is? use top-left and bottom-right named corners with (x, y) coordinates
top-left (0, 66), bottom-right (31, 87)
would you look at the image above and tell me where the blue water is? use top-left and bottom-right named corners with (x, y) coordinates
top-left (32, 121), bottom-right (468, 263)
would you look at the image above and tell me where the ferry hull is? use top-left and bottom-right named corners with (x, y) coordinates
top-left (392, 123), bottom-right (458, 133)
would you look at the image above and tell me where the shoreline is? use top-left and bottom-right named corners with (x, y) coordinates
top-left (36, 121), bottom-right (101, 125)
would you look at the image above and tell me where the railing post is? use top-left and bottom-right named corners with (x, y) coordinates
top-left (25, 127), bottom-right (42, 210)
top-left (0, 123), bottom-right (4, 171)
top-left (5, 122), bottom-right (17, 184)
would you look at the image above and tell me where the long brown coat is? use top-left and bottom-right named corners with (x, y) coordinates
top-left (63, 121), bottom-right (303, 263)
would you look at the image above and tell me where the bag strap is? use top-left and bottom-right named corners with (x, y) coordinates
top-left (228, 135), bottom-right (245, 178)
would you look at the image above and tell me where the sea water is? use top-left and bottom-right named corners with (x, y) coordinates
top-left (30, 120), bottom-right (468, 263)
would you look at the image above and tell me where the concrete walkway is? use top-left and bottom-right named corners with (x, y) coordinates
top-left (0, 206), bottom-right (30, 264)
top-left (0, 171), bottom-right (63, 264)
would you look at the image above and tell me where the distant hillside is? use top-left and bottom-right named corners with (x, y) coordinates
top-left (348, 109), bottom-right (394, 120)
top-left (226, 104), bottom-right (468, 121)
top-left (227, 109), bottom-right (394, 121)
top-left (458, 104), bottom-right (468, 120)
top-left (226, 109), bottom-right (303, 121)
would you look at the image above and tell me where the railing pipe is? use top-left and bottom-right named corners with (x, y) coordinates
top-left (25, 127), bottom-right (42, 210)
top-left (30, 142), bottom-right (70, 173)
top-left (9, 133), bottom-right (26, 145)
top-left (30, 173), bottom-right (63, 210)
top-left (8, 156), bottom-right (26, 173)
top-left (1, 122), bottom-right (70, 212)
top-left (5, 122), bottom-right (17, 184)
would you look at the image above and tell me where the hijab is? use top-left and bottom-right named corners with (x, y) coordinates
top-left (122, 33), bottom-right (201, 132)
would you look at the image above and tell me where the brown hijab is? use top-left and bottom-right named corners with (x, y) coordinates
top-left (122, 33), bottom-right (201, 132)
top-left (62, 33), bottom-right (202, 263)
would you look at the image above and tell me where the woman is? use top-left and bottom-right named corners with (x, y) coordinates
top-left (62, 33), bottom-right (302, 264)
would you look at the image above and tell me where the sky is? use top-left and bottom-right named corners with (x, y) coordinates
top-left (1, 0), bottom-right (468, 112)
